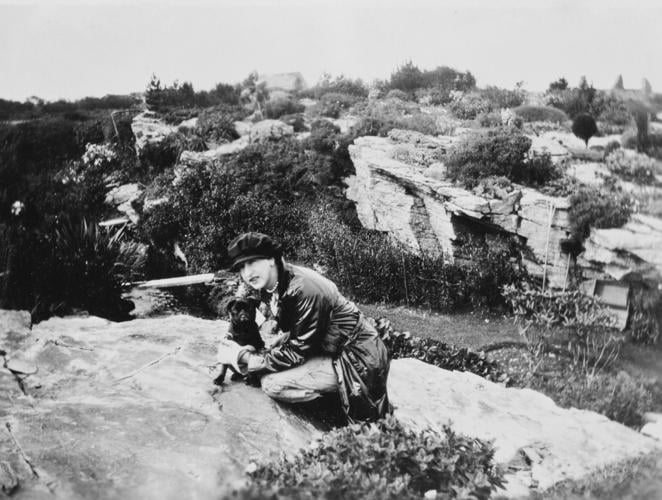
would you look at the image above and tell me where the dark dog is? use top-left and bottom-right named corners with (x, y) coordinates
top-left (213, 297), bottom-right (264, 386)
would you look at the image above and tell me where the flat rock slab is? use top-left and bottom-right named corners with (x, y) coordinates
top-left (1, 314), bottom-right (319, 500)
top-left (390, 358), bottom-right (662, 498)
top-left (3, 314), bottom-right (661, 499)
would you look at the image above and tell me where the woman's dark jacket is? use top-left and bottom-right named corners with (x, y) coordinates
top-left (248, 263), bottom-right (391, 423)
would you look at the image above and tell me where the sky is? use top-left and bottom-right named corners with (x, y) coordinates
top-left (0, 0), bottom-right (660, 102)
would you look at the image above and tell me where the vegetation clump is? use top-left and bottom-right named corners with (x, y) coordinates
top-left (445, 128), bottom-right (562, 189)
top-left (233, 416), bottom-right (505, 500)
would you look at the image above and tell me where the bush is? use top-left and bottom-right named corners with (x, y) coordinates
top-left (301, 205), bottom-right (527, 312)
top-left (236, 416), bottom-right (505, 500)
top-left (385, 89), bottom-right (410, 101)
top-left (512, 105), bottom-right (568, 123)
top-left (446, 129), bottom-right (562, 189)
top-left (318, 92), bottom-right (361, 118)
top-left (374, 317), bottom-right (508, 383)
top-left (415, 87), bottom-right (452, 106)
top-left (621, 128), bottom-right (662, 160)
top-left (195, 104), bottom-right (245, 144)
top-left (528, 371), bottom-right (652, 428)
top-left (605, 149), bottom-right (661, 185)
top-left (628, 286), bottom-right (662, 344)
top-left (448, 92), bottom-right (491, 120)
top-left (1, 218), bottom-right (142, 322)
top-left (304, 74), bottom-right (369, 99)
top-left (480, 85), bottom-right (525, 110)
top-left (389, 60), bottom-right (426, 92)
top-left (352, 99), bottom-right (440, 137)
top-left (569, 186), bottom-right (633, 240)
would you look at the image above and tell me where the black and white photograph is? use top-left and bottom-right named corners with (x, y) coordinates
top-left (1, 0), bottom-right (662, 498)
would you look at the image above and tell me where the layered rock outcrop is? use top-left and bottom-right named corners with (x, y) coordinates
top-left (346, 132), bottom-right (662, 286)
top-left (2, 312), bottom-right (660, 499)
top-left (346, 134), bottom-right (573, 288)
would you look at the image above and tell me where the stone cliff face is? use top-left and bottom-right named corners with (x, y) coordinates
top-left (345, 131), bottom-right (662, 286)
top-left (346, 134), bottom-right (573, 288)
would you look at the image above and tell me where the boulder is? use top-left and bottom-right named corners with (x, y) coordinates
top-left (0, 314), bottom-right (319, 499)
top-left (3, 314), bottom-right (660, 499)
top-left (105, 183), bottom-right (143, 223)
top-left (179, 136), bottom-right (249, 165)
top-left (579, 213), bottom-right (662, 282)
top-left (248, 119), bottom-right (294, 144)
top-left (131, 112), bottom-right (179, 153)
top-left (390, 358), bottom-right (662, 498)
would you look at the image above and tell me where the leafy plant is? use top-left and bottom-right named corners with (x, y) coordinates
top-left (527, 371), bottom-right (652, 428)
top-left (605, 149), bottom-right (660, 185)
top-left (568, 186), bottom-right (633, 240)
top-left (373, 317), bottom-right (508, 383)
top-left (31, 218), bottom-right (144, 322)
top-left (264, 97), bottom-right (305, 119)
top-left (234, 416), bottom-right (505, 500)
top-left (446, 128), bottom-right (563, 189)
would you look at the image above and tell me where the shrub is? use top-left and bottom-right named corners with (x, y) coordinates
top-left (301, 205), bottom-right (527, 312)
top-left (512, 105), bottom-right (568, 123)
top-left (569, 186), bottom-right (633, 240)
top-left (352, 100), bottom-right (440, 137)
top-left (195, 104), bottom-right (245, 144)
top-left (305, 73), bottom-right (369, 99)
top-left (528, 371), bottom-right (652, 428)
top-left (605, 149), bottom-right (660, 185)
top-left (446, 129), bottom-right (545, 188)
top-left (572, 113), bottom-right (598, 146)
top-left (4, 218), bottom-right (143, 322)
top-left (415, 87), bottom-right (452, 106)
top-left (264, 97), bottom-right (305, 119)
top-left (374, 317), bottom-right (508, 383)
top-left (544, 77), bottom-right (599, 118)
top-left (318, 92), bottom-right (361, 118)
top-left (385, 89), bottom-right (410, 101)
top-left (389, 60), bottom-right (425, 92)
top-left (480, 85), bottom-right (526, 110)
top-left (278, 113), bottom-right (306, 132)
top-left (628, 286), bottom-right (662, 344)
top-left (237, 416), bottom-right (505, 500)
top-left (448, 92), bottom-right (491, 120)
top-left (621, 128), bottom-right (662, 160)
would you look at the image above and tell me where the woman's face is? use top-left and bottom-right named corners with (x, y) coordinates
top-left (239, 257), bottom-right (278, 290)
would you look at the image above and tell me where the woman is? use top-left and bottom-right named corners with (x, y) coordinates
top-left (216, 232), bottom-right (391, 423)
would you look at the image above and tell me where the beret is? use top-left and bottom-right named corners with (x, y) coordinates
top-left (227, 232), bottom-right (281, 271)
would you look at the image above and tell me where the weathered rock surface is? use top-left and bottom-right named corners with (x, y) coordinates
top-left (179, 136), bottom-right (249, 165)
top-left (1, 314), bottom-right (319, 500)
top-left (390, 358), bottom-right (662, 498)
top-left (104, 183), bottom-right (143, 223)
top-left (346, 132), bottom-right (662, 286)
top-left (130, 112), bottom-right (179, 153)
top-left (346, 134), bottom-right (573, 287)
top-left (248, 119), bottom-right (294, 144)
top-left (3, 315), bottom-right (660, 499)
top-left (579, 213), bottom-right (662, 282)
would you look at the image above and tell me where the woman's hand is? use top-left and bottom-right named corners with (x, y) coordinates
top-left (216, 339), bottom-right (256, 373)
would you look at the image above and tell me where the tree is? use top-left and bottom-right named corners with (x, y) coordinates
top-left (613, 75), bottom-right (624, 90)
top-left (572, 113), bottom-right (598, 147)
top-left (389, 61), bottom-right (425, 92)
top-left (145, 74), bottom-right (164, 111)
top-left (548, 77), bottom-right (568, 92)
top-left (642, 78), bottom-right (652, 95)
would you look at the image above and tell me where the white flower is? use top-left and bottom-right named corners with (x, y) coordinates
top-left (11, 200), bottom-right (24, 216)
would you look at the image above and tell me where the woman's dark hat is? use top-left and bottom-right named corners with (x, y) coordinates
top-left (227, 232), bottom-right (281, 271)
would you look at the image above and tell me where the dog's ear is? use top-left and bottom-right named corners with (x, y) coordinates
top-left (224, 298), bottom-right (238, 316)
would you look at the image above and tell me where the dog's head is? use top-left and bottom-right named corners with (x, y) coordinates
top-left (226, 297), bottom-right (260, 327)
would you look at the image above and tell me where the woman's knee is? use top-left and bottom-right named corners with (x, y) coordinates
top-left (261, 373), bottom-right (285, 399)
